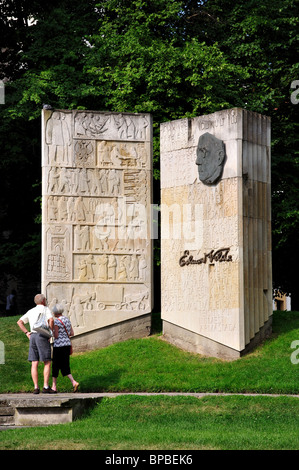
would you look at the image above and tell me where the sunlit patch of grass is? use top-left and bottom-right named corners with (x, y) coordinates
top-left (1, 395), bottom-right (299, 450)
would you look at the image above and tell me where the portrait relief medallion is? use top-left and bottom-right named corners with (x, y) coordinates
top-left (196, 132), bottom-right (226, 185)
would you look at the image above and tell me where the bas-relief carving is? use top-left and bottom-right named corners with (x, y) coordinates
top-left (44, 226), bottom-right (71, 281)
top-left (74, 223), bottom-right (148, 254)
top-left (97, 141), bottom-right (148, 169)
top-left (196, 133), bottom-right (226, 185)
top-left (96, 285), bottom-right (149, 312)
top-left (46, 167), bottom-right (123, 197)
top-left (73, 253), bottom-right (148, 283)
top-left (46, 166), bottom-right (149, 210)
top-left (45, 111), bottom-right (73, 166)
top-left (46, 282), bottom-right (150, 331)
top-left (74, 140), bottom-right (95, 167)
top-left (47, 196), bottom-right (98, 224)
top-left (43, 110), bottom-right (152, 334)
top-left (75, 112), bottom-right (150, 142)
top-left (124, 170), bottom-right (148, 205)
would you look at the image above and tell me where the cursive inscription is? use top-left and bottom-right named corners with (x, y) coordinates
top-left (179, 248), bottom-right (232, 267)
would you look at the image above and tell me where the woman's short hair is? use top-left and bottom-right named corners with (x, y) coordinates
top-left (52, 303), bottom-right (64, 315)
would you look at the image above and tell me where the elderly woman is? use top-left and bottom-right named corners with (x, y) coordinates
top-left (51, 303), bottom-right (79, 393)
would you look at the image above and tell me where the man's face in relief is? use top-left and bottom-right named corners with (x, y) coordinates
top-left (196, 132), bottom-right (226, 185)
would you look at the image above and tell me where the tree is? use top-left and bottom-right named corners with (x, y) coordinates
top-left (195, 0), bottom-right (299, 306)
top-left (0, 0), bottom-right (100, 288)
top-left (0, 0), bottom-right (298, 307)
top-left (83, 0), bottom-right (248, 172)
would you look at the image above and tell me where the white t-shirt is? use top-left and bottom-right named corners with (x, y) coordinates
top-left (19, 305), bottom-right (53, 333)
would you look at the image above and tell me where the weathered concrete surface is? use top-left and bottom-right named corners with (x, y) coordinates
top-left (0, 393), bottom-right (104, 427)
top-left (72, 313), bottom-right (151, 352)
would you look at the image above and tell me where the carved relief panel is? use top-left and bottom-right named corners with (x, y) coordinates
top-left (42, 110), bottom-right (153, 334)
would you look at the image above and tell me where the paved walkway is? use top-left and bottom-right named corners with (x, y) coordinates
top-left (1, 391), bottom-right (299, 400)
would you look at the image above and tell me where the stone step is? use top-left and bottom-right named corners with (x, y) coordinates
top-left (0, 414), bottom-right (15, 425)
top-left (0, 394), bottom-right (103, 427)
top-left (0, 401), bottom-right (15, 426)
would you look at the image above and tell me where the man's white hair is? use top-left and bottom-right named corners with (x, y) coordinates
top-left (34, 294), bottom-right (46, 305)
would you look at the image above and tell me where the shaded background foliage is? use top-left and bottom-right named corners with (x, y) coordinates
top-left (0, 0), bottom-right (298, 311)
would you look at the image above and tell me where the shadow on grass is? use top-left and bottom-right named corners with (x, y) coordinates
top-left (80, 368), bottom-right (125, 392)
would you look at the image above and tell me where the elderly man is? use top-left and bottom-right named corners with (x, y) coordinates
top-left (17, 294), bottom-right (55, 394)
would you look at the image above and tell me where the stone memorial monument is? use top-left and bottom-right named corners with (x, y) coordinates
top-left (160, 108), bottom-right (272, 359)
top-left (42, 110), bottom-right (153, 351)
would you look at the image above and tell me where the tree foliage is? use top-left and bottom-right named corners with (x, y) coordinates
top-left (0, 0), bottom-right (298, 303)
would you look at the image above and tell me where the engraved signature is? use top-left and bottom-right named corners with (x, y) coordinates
top-left (179, 248), bottom-right (232, 266)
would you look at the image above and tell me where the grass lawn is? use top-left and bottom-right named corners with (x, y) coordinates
top-left (0, 394), bottom-right (299, 450)
top-left (1, 311), bottom-right (299, 394)
top-left (0, 311), bottom-right (299, 450)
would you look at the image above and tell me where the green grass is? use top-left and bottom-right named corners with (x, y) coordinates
top-left (1, 395), bottom-right (299, 450)
top-left (1, 311), bottom-right (299, 394)
top-left (1, 311), bottom-right (299, 450)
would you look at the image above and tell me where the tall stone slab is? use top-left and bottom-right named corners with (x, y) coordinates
top-left (160, 108), bottom-right (272, 359)
top-left (42, 110), bottom-right (153, 351)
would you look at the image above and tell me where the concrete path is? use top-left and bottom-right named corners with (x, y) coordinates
top-left (1, 391), bottom-right (299, 399)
